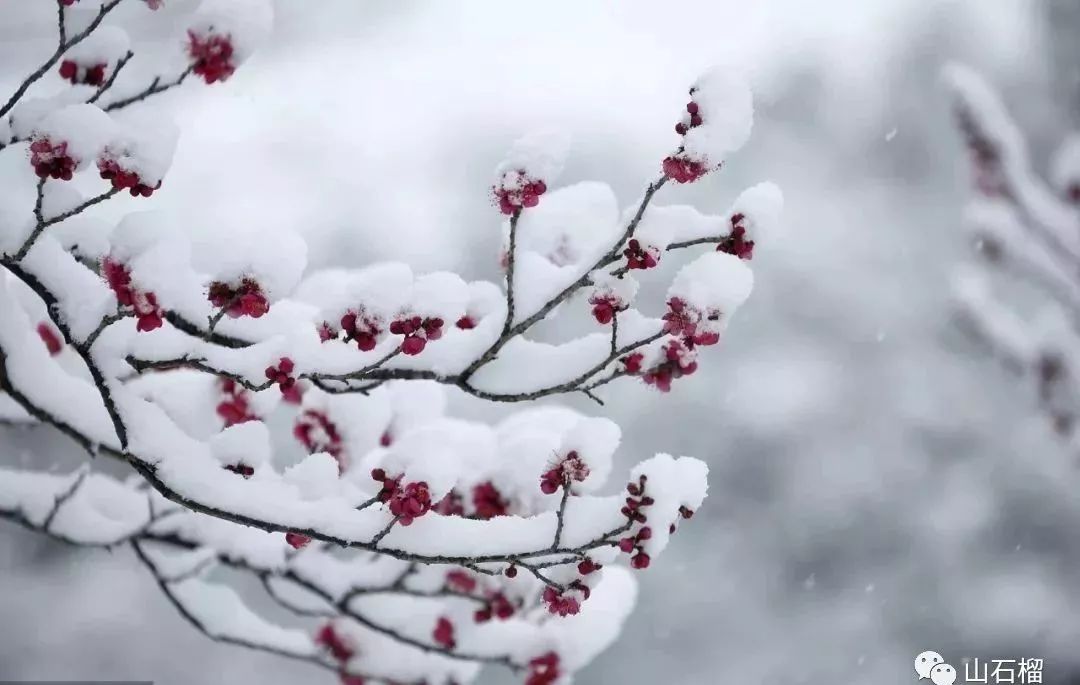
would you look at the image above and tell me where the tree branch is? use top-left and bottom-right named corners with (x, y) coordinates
top-left (87, 50), bottom-right (135, 105)
top-left (14, 186), bottom-right (121, 261)
top-left (41, 467), bottom-right (88, 532)
top-left (2, 259), bottom-right (130, 448)
top-left (125, 355), bottom-right (275, 392)
top-left (56, 0), bottom-right (67, 47)
top-left (104, 65), bottom-right (195, 112)
top-left (551, 484), bottom-right (571, 550)
top-left (501, 209), bottom-right (522, 335)
top-left (130, 540), bottom-right (354, 678)
top-left (459, 175), bottom-right (668, 381)
top-left (0, 348), bottom-right (638, 567)
top-left (0, 0), bottom-right (128, 121)
top-left (164, 311), bottom-right (254, 349)
top-left (84, 312), bottom-right (129, 350)
top-left (335, 592), bottom-right (518, 668)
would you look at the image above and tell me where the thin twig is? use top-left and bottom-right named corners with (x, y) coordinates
top-left (0, 0), bottom-right (127, 121)
top-left (83, 313), bottom-right (127, 350)
top-left (15, 187), bottom-right (121, 261)
top-left (42, 468), bottom-right (88, 532)
top-left (165, 311), bottom-right (253, 349)
top-left (609, 236), bottom-right (723, 278)
top-left (335, 592), bottom-right (516, 667)
top-left (581, 368), bottom-right (630, 393)
top-left (104, 65), bottom-right (195, 112)
top-left (390, 562), bottom-right (418, 589)
top-left (502, 209), bottom-right (522, 335)
top-left (310, 378), bottom-right (384, 395)
top-left (610, 312), bottom-right (619, 357)
top-left (129, 327), bottom-right (663, 405)
top-left (33, 177), bottom-right (46, 225)
top-left (667, 236), bottom-right (725, 251)
top-left (371, 516), bottom-right (400, 547)
top-left (14, 178), bottom-right (48, 261)
top-left (580, 388), bottom-right (604, 405)
top-left (356, 494), bottom-right (381, 512)
top-left (259, 574), bottom-right (335, 618)
top-left (125, 355), bottom-right (276, 393)
top-left (305, 349), bottom-right (402, 383)
top-left (87, 50), bottom-right (134, 105)
top-left (205, 301), bottom-right (235, 339)
top-left (533, 555), bottom-right (584, 570)
top-left (551, 484), bottom-right (571, 550)
top-left (459, 175), bottom-right (667, 382)
top-left (131, 540), bottom-right (354, 677)
top-left (518, 562), bottom-right (564, 592)
top-left (460, 329), bottom-right (665, 402)
top-left (41, 187), bottom-right (122, 230)
top-left (56, 0), bottom-right (67, 47)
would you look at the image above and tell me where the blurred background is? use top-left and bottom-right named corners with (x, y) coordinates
top-left (2, 0), bottom-right (1079, 683)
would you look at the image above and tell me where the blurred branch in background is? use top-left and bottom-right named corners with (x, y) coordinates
top-left (945, 39), bottom-right (1080, 438)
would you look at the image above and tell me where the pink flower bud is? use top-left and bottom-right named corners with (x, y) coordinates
top-left (285, 532), bottom-right (311, 549)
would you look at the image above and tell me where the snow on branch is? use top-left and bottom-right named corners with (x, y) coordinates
top-left (945, 63), bottom-right (1080, 439)
top-left (2, 468), bottom-right (640, 684)
top-left (943, 64), bottom-right (1080, 262)
top-left (0, 4), bottom-right (782, 684)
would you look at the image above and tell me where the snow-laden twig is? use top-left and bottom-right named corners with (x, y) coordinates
top-left (87, 51), bottom-right (134, 105)
top-left (104, 65), bottom-right (195, 112)
top-left (0, 12), bottom-right (772, 684)
top-left (946, 63), bottom-right (1080, 438)
top-left (0, 0), bottom-right (127, 120)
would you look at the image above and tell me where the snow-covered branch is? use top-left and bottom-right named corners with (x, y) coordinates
top-left (0, 467), bottom-right (643, 682)
top-left (0, 3), bottom-right (784, 684)
top-left (945, 64), bottom-right (1080, 438)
